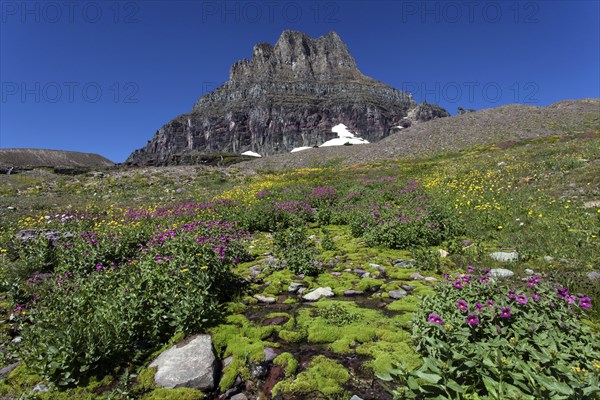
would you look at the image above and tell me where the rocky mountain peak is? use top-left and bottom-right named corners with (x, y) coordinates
top-left (127, 31), bottom-right (449, 166)
top-left (230, 30), bottom-right (363, 83)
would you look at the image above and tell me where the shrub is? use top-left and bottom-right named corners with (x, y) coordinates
top-left (273, 226), bottom-right (321, 276)
top-left (387, 268), bottom-right (600, 399)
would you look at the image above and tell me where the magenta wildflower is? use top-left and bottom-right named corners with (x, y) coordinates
top-left (579, 296), bottom-right (592, 309)
top-left (95, 263), bottom-right (103, 271)
top-left (475, 302), bottom-right (484, 313)
top-left (466, 313), bottom-right (479, 325)
top-left (487, 300), bottom-right (495, 307)
top-left (457, 299), bottom-right (468, 311)
top-left (516, 294), bottom-right (528, 305)
top-left (557, 287), bottom-right (569, 299)
top-left (453, 280), bottom-right (463, 289)
top-left (532, 293), bottom-right (540, 302)
top-left (499, 307), bottom-right (512, 318)
top-left (566, 295), bottom-right (576, 305)
top-left (480, 276), bottom-right (489, 283)
top-left (428, 313), bottom-right (444, 325)
top-left (508, 291), bottom-right (516, 299)
top-left (461, 275), bottom-right (471, 283)
top-left (467, 265), bottom-right (475, 274)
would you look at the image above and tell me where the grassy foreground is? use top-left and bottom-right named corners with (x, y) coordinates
top-left (0, 131), bottom-right (599, 399)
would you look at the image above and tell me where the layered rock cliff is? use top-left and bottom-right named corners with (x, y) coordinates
top-left (127, 31), bottom-right (446, 165)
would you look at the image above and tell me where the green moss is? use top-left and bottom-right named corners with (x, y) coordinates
top-left (142, 387), bottom-right (205, 400)
top-left (356, 340), bottom-right (422, 379)
top-left (0, 365), bottom-right (42, 397)
top-left (387, 296), bottom-right (422, 312)
top-left (135, 367), bottom-right (158, 393)
top-left (356, 277), bottom-right (384, 292)
top-left (273, 352), bottom-right (298, 375)
top-left (208, 313), bottom-right (276, 391)
top-left (278, 329), bottom-right (305, 343)
top-left (273, 355), bottom-right (349, 398)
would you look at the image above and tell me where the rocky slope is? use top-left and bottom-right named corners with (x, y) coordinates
top-left (0, 148), bottom-right (113, 171)
top-left (237, 98), bottom-right (600, 171)
top-left (127, 31), bottom-right (446, 166)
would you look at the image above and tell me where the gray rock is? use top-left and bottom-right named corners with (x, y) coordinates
top-left (263, 347), bottom-right (278, 362)
top-left (524, 269), bottom-right (535, 276)
top-left (302, 287), bottom-right (334, 301)
top-left (11, 336), bottom-right (22, 344)
top-left (489, 268), bottom-right (515, 279)
top-left (438, 249), bottom-right (449, 258)
top-left (32, 383), bottom-right (50, 393)
top-left (401, 284), bottom-right (416, 291)
top-left (361, 272), bottom-right (371, 278)
top-left (409, 273), bottom-right (425, 280)
top-left (388, 290), bottom-right (407, 299)
top-left (0, 362), bottom-right (20, 379)
top-left (350, 395), bottom-right (364, 400)
top-left (490, 251), bottom-right (518, 262)
top-left (424, 277), bottom-right (438, 282)
top-left (369, 263), bottom-right (381, 268)
top-left (331, 271), bottom-right (342, 277)
top-left (394, 260), bottom-right (414, 268)
top-left (288, 282), bottom-right (304, 293)
top-left (543, 256), bottom-right (554, 263)
top-left (254, 295), bottom-right (277, 304)
top-left (353, 268), bottom-right (367, 275)
top-left (343, 290), bottom-right (364, 296)
top-left (588, 271), bottom-right (600, 281)
top-left (150, 334), bottom-right (216, 390)
top-left (222, 355), bottom-right (234, 368)
top-left (231, 394), bottom-right (248, 400)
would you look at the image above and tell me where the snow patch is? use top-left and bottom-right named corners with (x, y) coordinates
top-left (241, 151), bottom-right (262, 157)
top-left (319, 124), bottom-right (369, 147)
top-left (290, 146), bottom-right (312, 153)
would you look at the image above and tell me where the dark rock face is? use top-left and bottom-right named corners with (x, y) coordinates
top-left (458, 107), bottom-right (476, 115)
top-left (127, 31), bottom-right (450, 166)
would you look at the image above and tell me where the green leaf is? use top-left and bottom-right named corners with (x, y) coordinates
top-left (537, 376), bottom-right (574, 396)
top-left (482, 375), bottom-right (499, 398)
top-left (414, 370), bottom-right (442, 384)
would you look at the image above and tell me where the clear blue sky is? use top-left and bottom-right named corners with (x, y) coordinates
top-left (1, 0), bottom-right (599, 162)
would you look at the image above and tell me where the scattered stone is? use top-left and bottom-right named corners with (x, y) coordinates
top-left (254, 295), bottom-right (276, 304)
top-left (369, 263), bottom-right (381, 268)
top-left (388, 290), bottom-right (407, 299)
top-left (230, 394), bottom-right (248, 400)
top-left (489, 268), bottom-right (515, 279)
top-left (350, 395), bottom-right (364, 400)
top-left (424, 277), bottom-right (438, 282)
top-left (353, 268), bottom-right (367, 275)
top-left (263, 347), bottom-right (278, 362)
top-left (222, 355), bottom-right (233, 368)
top-left (401, 284), bottom-right (416, 291)
top-left (343, 268), bottom-right (352, 272)
top-left (344, 290), bottom-right (364, 296)
top-left (462, 240), bottom-right (474, 247)
top-left (7, 206), bottom-right (16, 211)
top-left (331, 271), bottom-right (342, 277)
top-left (588, 272), bottom-right (600, 281)
top-left (394, 260), bottom-right (414, 268)
top-left (302, 287), bottom-right (334, 301)
top-left (524, 269), bottom-right (534, 276)
top-left (438, 249), bottom-right (449, 258)
top-left (361, 272), bottom-right (371, 278)
top-left (296, 274), bottom-right (305, 280)
top-left (409, 273), bottom-right (425, 280)
top-left (583, 200), bottom-right (600, 208)
top-left (262, 365), bottom-right (285, 397)
top-left (497, 161), bottom-right (507, 167)
top-left (0, 362), bottom-right (20, 379)
top-left (32, 383), bottom-right (50, 393)
top-left (150, 334), bottom-right (217, 390)
top-left (11, 336), bottom-right (22, 344)
top-left (490, 251), bottom-right (518, 262)
top-left (297, 287), bottom-right (307, 294)
top-left (248, 265), bottom-right (262, 278)
top-left (287, 282), bottom-right (304, 293)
